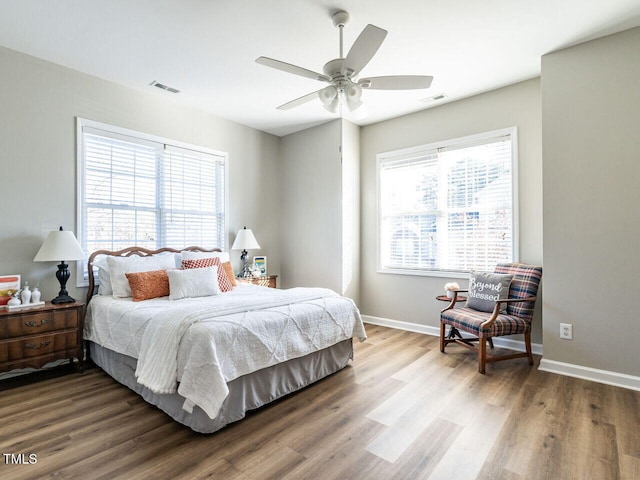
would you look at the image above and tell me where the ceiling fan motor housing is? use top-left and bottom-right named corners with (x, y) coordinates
top-left (323, 58), bottom-right (349, 78)
top-left (332, 10), bottom-right (350, 28)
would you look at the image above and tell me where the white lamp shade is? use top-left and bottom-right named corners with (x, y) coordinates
top-left (34, 229), bottom-right (86, 262)
top-left (231, 228), bottom-right (260, 250)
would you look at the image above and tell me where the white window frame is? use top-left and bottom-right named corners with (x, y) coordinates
top-left (376, 127), bottom-right (519, 278)
top-left (76, 118), bottom-right (229, 286)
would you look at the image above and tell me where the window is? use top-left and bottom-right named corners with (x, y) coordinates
top-left (77, 119), bottom-right (228, 284)
top-left (377, 128), bottom-right (517, 276)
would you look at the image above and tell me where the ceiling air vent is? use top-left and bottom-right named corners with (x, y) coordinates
top-left (420, 93), bottom-right (447, 103)
top-left (150, 81), bottom-right (180, 94)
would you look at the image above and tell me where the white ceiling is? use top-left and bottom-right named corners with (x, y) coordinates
top-left (1, 0), bottom-right (640, 137)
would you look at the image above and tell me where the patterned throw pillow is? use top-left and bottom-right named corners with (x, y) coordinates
top-left (125, 269), bottom-right (170, 302)
top-left (466, 271), bottom-right (513, 313)
top-left (181, 257), bottom-right (234, 292)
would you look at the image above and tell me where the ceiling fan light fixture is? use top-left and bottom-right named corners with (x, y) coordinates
top-left (319, 85), bottom-right (340, 112)
top-left (324, 95), bottom-right (340, 113)
top-left (344, 84), bottom-right (363, 111)
top-left (319, 85), bottom-right (338, 105)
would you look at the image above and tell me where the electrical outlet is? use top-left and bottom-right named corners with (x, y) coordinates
top-left (560, 323), bottom-right (573, 340)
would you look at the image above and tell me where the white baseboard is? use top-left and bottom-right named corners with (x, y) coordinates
top-left (538, 359), bottom-right (640, 392)
top-left (362, 315), bottom-right (543, 355)
top-left (362, 315), bottom-right (640, 392)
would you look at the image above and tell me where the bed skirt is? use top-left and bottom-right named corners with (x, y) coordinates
top-left (88, 339), bottom-right (353, 433)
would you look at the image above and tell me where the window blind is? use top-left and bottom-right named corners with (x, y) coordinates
top-left (78, 120), bottom-right (227, 282)
top-left (162, 145), bottom-right (225, 248)
top-left (378, 129), bottom-right (516, 275)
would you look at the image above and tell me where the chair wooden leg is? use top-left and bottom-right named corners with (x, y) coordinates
top-left (488, 337), bottom-right (494, 349)
top-left (478, 337), bottom-right (486, 374)
top-left (440, 321), bottom-right (446, 353)
top-left (525, 332), bottom-right (534, 365)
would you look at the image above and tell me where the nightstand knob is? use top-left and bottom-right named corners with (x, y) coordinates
top-left (25, 340), bottom-right (51, 350)
top-left (25, 319), bottom-right (50, 328)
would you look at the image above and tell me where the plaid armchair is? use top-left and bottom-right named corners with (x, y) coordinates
top-left (440, 263), bottom-right (542, 374)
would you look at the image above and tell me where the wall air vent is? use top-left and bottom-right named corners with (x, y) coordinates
top-left (420, 93), bottom-right (447, 103)
top-left (150, 81), bottom-right (180, 94)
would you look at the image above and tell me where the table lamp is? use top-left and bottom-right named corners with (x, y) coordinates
top-left (231, 226), bottom-right (260, 278)
top-left (34, 226), bottom-right (86, 304)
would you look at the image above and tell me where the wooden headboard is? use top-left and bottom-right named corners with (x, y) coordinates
top-left (86, 246), bottom-right (222, 303)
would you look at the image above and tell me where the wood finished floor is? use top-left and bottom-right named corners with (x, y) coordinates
top-left (1, 325), bottom-right (639, 480)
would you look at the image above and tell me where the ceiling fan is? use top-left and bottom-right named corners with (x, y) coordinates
top-left (256, 10), bottom-right (433, 113)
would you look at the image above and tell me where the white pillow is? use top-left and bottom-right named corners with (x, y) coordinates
top-left (106, 254), bottom-right (177, 298)
top-left (93, 256), bottom-right (113, 295)
top-left (181, 250), bottom-right (230, 263)
top-left (167, 266), bottom-right (220, 300)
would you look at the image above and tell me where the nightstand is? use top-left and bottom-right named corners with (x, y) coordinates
top-left (0, 301), bottom-right (85, 373)
top-left (237, 275), bottom-right (278, 288)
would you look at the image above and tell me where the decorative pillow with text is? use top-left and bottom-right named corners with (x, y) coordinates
top-left (466, 271), bottom-right (513, 313)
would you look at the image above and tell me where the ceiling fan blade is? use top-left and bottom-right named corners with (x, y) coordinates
top-left (342, 24), bottom-right (387, 77)
top-left (277, 90), bottom-right (324, 110)
top-left (256, 57), bottom-right (331, 82)
top-left (359, 75), bottom-right (433, 90)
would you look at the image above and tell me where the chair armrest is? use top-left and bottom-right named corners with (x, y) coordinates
top-left (440, 290), bottom-right (469, 313)
top-left (480, 295), bottom-right (537, 328)
top-left (497, 295), bottom-right (537, 305)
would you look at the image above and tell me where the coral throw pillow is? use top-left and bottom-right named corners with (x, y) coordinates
top-left (182, 257), bottom-right (234, 292)
top-left (221, 261), bottom-right (237, 287)
top-left (125, 269), bottom-right (170, 302)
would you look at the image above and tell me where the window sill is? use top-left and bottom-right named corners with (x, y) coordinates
top-left (377, 267), bottom-right (470, 279)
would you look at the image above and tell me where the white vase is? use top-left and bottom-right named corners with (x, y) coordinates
top-left (7, 296), bottom-right (21, 306)
top-left (21, 286), bottom-right (31, 305)
top-left (446, 290), bottom-right (455, 299)
top-left (31, 287), bottom-right (41, 303)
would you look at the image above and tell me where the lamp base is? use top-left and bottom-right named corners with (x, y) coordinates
top-left (52, 261), bottom-right (75, 304)
top-left (51, 294), bottom-right (76, 304)
top-left (240, 249), bottom-right (251, 278)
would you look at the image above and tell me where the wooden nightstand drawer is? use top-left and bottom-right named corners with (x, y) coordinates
top-left (3, 309), bottom-right (78, 339)
top-left (0, 301), bottom-right (85, 374)
top-left (237, 275), bottom-right (278, 288)
top-left (1, 331), bottom-right (78, 361)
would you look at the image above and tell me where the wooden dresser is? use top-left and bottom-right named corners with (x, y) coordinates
top-left (0, 301), bottom-right (84, 373)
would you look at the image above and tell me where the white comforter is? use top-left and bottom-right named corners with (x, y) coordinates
top-left (85, 284), bottom-right (366, 419)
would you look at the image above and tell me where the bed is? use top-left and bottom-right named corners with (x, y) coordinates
top-left (84, 246), bottom-right (366, 433)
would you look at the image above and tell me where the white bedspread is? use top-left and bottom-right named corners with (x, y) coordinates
top-left (85, 284), bottom-right (366, 419)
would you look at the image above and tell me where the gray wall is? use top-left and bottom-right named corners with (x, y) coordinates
top-left (541, 27), bottom-right (640, 376)
top-left (278, 118), bottom-right (361, 301)
top-left (341, 120), bottom-right (361, 302)
top-left (279, 120), bottom-right (343, 291)
top-left (0, 46), bottom-right (281, 303)
top-left (359, 79), bottom-right (544, 342)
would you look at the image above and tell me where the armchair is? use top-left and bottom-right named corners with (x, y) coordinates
top-left (440, 263), bottom-right (542, 374)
